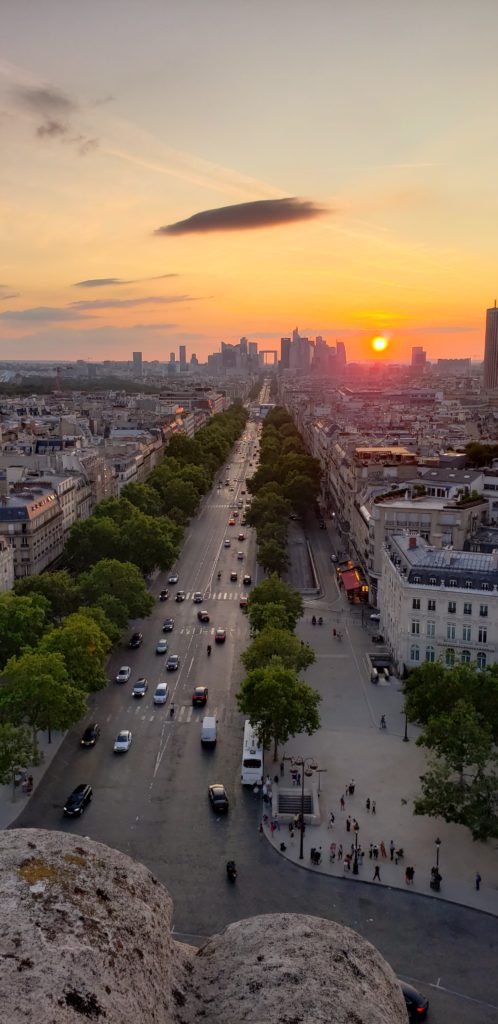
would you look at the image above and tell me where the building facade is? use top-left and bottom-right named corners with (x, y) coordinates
top-left (483, 303), bottom-right (498, 390)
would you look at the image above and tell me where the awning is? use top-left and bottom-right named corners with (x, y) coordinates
top-left (341, 568), bottom-right (362, 591)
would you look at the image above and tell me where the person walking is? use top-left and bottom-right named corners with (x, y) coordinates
top-left (353, 819), bottom-right (359, 834)
top-left (373, 844), bottom-right (379, 860)
top-left (296, 772), bottom-right (301, 786)
top-left (328, 811), bottom-right (335, 828)
top-left (475, 872), bottom-right (482, 891)
top-left (273, 814), bottom-right (280, 831)
top-left (344, 853), bottom-right (352, 871)
top-left (389, 839), bottom-right (395, 861)
top-left (369, 843), bottom-right (374, 859)
top-left (371, 800), bottom-right (376, 815)
top-left (337, 843), bottom-right (343, 861)
top-left (366, 798), bottom-right (371, 812)
top-left (280, 760), bottom-right (285, 776)
top-left (380, 841), bottom-right (387, 859)
top-left (349, 780), bottom-right (355, 795)
top-left (340, 795), bottom-right (345, 811)
top-left (373, 865), bottom-right (381, 881)
top-left (346, 816), bottom-right (351, 832)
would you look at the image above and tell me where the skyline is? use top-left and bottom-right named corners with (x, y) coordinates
top-left (2, 1), bottom-right (498, 363)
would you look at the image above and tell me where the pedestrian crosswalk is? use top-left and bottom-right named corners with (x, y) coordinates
top-left (172, 625), bottom-right (239, 636)
top-left (177, 591), bottom-right (249, 601)
top-left (172, 703), bottom-right (226, 725)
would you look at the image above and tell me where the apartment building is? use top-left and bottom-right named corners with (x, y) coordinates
top-left (0, 535), bottom-right (14, 591)
top-left (380, 534), bottom-right (498, 674)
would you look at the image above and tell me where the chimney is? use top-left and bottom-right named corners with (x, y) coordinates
top-left (408, 536), bottom-right (417, 549)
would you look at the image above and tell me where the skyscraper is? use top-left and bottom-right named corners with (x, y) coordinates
top-left (179, 345), bottom-right (187, 367)
top-left (411, 346), bottom-right (427, 370)
top-left (484, 303), bottom-right (498, 390)
top-left (280, 337), bottom-right (291, 369)
top-left (132, 351), bottom-right (143, 377)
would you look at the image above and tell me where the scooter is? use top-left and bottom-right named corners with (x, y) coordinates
top-left (226, 860), bottom-right (237, 882)
top-left (207, 644), bottom-right (212, 657)
top-left (380, 715), bottom-right (386, 729)
top-left (318, 616), bottom-right (323, 625)
top-left (169, 703), bottom-right (175, 718)
top-left (311, 616), bottom-right (316, 625)
top-left (217, 571), bottom-right (222, 580)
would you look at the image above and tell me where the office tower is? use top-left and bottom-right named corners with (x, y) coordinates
top-left (190, 353), bottom-right (199, 365)
top-left (280, 337), bottom-right (291, 369)
top-left (179, 344), bottom-right (187, 366)
top-left (239, 336), bottom-right (248, 356)
top-left (132, 351), bottom-right (143, 376)
top-left (484, 303), bottom-right (498, 389)
top-left (248, 342), bottom-right (258, 357)
top-left (169, 352), bottom-right (175, 363)
top-left (336, 341), bottom-right (347, 368)
top-left (411, 346), bottom-right (427, 370)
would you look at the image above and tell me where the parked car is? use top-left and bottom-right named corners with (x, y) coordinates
top-left (128, 632), bottom-right (143, 649)
top-left (370, 612), bottom-right (381, 622)
top-left (132, 677), bottom-right (149, 698)
top-left (113, 730), bottom-right (132, 753)
top-left (399, 981), bottom-right (429, 1021)
top-left (63, 783), bottom-right (92, 817)
top-left (192, 685), bottom-right (208, 706)
top-left (166, 654), bottom-right (180, 671)
top-left (162, 618), bottom-right (174, 632)
top-left (115, 665), bottom-right (131, 684)
top-left (156, 638), bottom-right (169, 655)
top-left (159, 589), bottom-right (169, 601)
top-left (197, 609), bottom-right (210, 623)
top-left (80, 723), bottom-right (100, 748)
top-left (208, 783), bottom-right (229, 813)
top-left (168, 573), bottom-right (179, 584)
top-left (215, 628), bottom-right (226, 643)
top-left (175, 591), bottom-right (186, 602)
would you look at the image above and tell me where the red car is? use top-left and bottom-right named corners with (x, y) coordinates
top-left (215, 628), bottom-right (226, 643)
top-left (192, 686), bottom-right (208, 706)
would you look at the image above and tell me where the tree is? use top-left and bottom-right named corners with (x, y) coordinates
top-left (64, 515), bottom-right (121, 573)
top-left (78, 559), bottom-right (155, 620)
top-left (160, 478), bottom-right (199, 520)
top-left (248, 574), bottom-right (303, 632)
top-left (0, 651), bottom-right (86, 746)
top-left (39, 611), bottom-right (112, 692)
top-left (120, 482), bottom-right (162, 517)
top-left (257, 540), bottom-right (289, 576)
top-left (178, 463), bottom-right (210, 495)
top-left (14, 570), bottom-right (80, 622)
top-left (241, 627), bottom-right (315, 674)
top-left (247, 491), bottom-right (290, 527)
top-left (90, 593), bottom-right (129, 630)
top-left (0, 593), bottom-right (50, 670)
top-left (79, 605), bottom-right (122, 645)
top-left (404, 662), bottom-right (498, 743)
top-left (236, 657), bottom-right (321, 760)
top-left (284, 473), bottom-right (319, 515)
top-left (0, 723), bottom-right (38, 795)
top-left (119, 511), bottom-right (180, 573)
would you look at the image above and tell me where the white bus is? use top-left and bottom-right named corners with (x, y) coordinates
top-left (241, 720), bottom-right (264, 786)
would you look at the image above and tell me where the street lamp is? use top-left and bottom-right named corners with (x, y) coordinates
top-left (287, 755), bottom-right (323, 861)
top-left (353, 825), bottom-right (360, 875)
top-left (435, 837), bottom-right (441, 869)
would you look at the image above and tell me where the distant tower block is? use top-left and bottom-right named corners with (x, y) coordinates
top-left (484, 301), bottom-right (498, 390)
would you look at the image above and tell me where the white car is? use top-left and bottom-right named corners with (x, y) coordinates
top-left (156, 639), bottom-right (169, 655)
top-left (224, 539), bottom-right (231, 548)
top-left (113, 730), bottom-right (132, 753)
top-left (193, 592), bottom-right (203, 603)
top-left (168, 573), bottom-right (179, 584)
top-left (237, 551), bottom-right (244, 560)
top-left (115, 666), bottom-right (131, 684)
top-left (370, 612), bottom-right (381, 622)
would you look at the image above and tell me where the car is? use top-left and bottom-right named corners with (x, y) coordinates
top-left (159, 589), bottom-right (169, 601)
top-left (241, 517), bottom-right (247, 526)
top-left (371, 634), bottom-right (385, 645)
top-left (128, 632), bottom-right (143, 649)
top-left (132, 677), bottom-right (149, 698)
top-left (330, 554), bottom-right (338, 563)
top-left (115, 665), bottom-right (131, 684)
top-left (238, 533), bottom-right (245, 541)
top-left (237, 551), bottom-right (244, 560)
top-left (80, 723), bottom-right (100, 748)
top-left (156, 638), bottom-right (169, 655)
top-left (197, 609), bottom-right (210, 623)
top-left (240, 596), bottom-right (248, 609)
top-left (224, 539), bottom-right (231, 548)
top-left (162, 617), bottom-right (174, 632)
top-left (215, 628), bottom-right (226, 643)
top-left (228, 517), bottom-right (236, 526)
top-left (241, 489), bottom-right (246, 495)
top-left (243, 574), bottom-right (252, 585)
top-left (192, 685), bottom-right (208, 706)
top-left (230, 571), bottom-right (238, 582)
top-left (63, 783), bottom-right (92, 817)
top-left (166, 654), bottom-right (180, 671)
top-left (370, 612), bottom-right (381, 622)
top-left (175, 590), bottom-right (186, 602)
top-left (208, 783), bottom-right (229, 813)
top-left (233, 510), bottom-right (239, 518)
top-left (193, 592), bottom-right (203, 603)
top-left (113, 729), bottom-right (132, 754)
top-left (168, 573), bottom-right (179, 584)
top-left (237, 500), bottom-right (243, 508)
top-left (399, 981), bottom-right (429, 1021)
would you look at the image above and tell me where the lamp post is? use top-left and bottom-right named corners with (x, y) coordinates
top-left (287, 755), bottom-right (323, 861)
top-left (435, 837), bottom-right (441, 870)
top-left (353, 826), bottom-right (360, 875)
top-left (403, 711), bottom-right (409, 743)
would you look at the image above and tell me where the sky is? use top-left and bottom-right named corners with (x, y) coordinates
top-left (1, 0), bottom-right (498, 365)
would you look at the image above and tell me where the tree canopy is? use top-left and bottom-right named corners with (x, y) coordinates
top-left (78, 559), bottom-right (155, 620)
top-left (236, 657), bottom-right (321, 761)
top-left (39, 611), bottom-right (112, 693)
top-left (241, 627), bottom-right (315, 674)
top-left (0, 593), bottom-right (50, 669)
top-left (248, 574), bottom-right (303, 633)
top-left (0, 651), bottom-right (86, 746)
top-left (14, 570), bottom-right (81, 622)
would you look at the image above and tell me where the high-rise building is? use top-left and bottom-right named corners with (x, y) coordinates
top-left (280, 337), bottom-right (291, 369)
top-left (132, 351), bottom-right (143, 376)
top-left (336, 341), bottom-right (347, 369)
top-left (248, 342), bottom-right (258, 357)
top-left (239, 337), bottom-right (248, 356)
top-left (484, 303), bottom-right (498, 389)
top-left (179, 345), bottom-right (187, 367)
top-left (411, 346), bottom-right (427, 370)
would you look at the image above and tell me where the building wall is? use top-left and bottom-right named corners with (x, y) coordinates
top-left (0, 536), bottom-right (15, 591)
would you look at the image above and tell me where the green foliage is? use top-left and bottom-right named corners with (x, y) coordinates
top-left (257, 539), bottom-right (289, 576)
top-left (464, 441), bottom-right (498, 468)
top-left (0, 723), bottom-right (38, 787)
top-left (120, 482), bottom-right (162, 517)
top-left (78, 559), bottom-right (155, 620)
top-left (236, 657), bottom-right (321, 760)
top-left (39, 611), bottom-right (112, 692)
top-left (65, 501), bottom-right (179, 575)
top-left (64, 515), bottom-right (121, 573)
top-left (241, 627), bottom-right (315, 674)
top-left (0, 593), bottom-right (50, 669)
top-left (248, 574), bottom-right (303, 633)
top-left (14, 571), bottom-right (80, 622)
top-left (79, 605), bottom-right (122, 645)
top-left (0, 651), bottom-right (86, 745)
top-left (248, 601), bottom-right (292, 635)
top-left (404, 662), bottom-right (498, 742)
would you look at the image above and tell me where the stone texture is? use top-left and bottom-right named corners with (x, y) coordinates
top-left (0, 830), bottom-right (408, 1023)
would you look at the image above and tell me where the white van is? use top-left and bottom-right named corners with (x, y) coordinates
top-left (153, 682), bottom-right (169, 705)
top-left (201, 716), bottom-right (217, 745)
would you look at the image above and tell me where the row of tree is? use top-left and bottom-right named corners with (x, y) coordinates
top-left (404, 662), bottom-right (498, 840)
top-left (236, 574), bottom-right (321, 760)
top-left (0, 403), bottom-right (248, 788)
top-left (246, 407), bottom-right (321, 576)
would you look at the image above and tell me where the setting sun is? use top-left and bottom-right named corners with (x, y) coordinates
top-left (372, 336), bottom-right (388, 353)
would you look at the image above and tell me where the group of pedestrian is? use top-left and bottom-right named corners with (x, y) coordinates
top-left (405, 866), bottom-right (415, 885)
top-left (290, 769), bottom-right (302, 786)
top-left (365, 797), bottom-right (376, 814)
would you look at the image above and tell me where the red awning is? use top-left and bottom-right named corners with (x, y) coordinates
top-left (341, 568), bottom-right (361, 592)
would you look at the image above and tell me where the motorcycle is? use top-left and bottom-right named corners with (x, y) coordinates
top-left (318, 616), bottom-right (323, 625)
top-left (207, 644), bottom-right (212, 657)
top-left (226, 860), bottom-right (237, 882)
top-left (217, 572), bottom-right (222, 580)
top-left (311, 616), bottom-right (316, 625)
top-left (169, 703), bottom-right (175, 718)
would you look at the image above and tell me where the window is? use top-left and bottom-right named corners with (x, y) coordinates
top-left (478, 626), bottom-right (487, 644)
top-left (445, 648), bottom-right (455, 667)
top-left (448, 601), bottom-right (456, 614)
top-left (413, 576), bottom-right (421, 584)
top-left (447, 623), bottom-right (456, 640)
top-left (425, 646), bottom-right (435, 663)
top-left (464, 580), bottom-right (472, 589)
top-left (461, 649), bottom-right (471, 664)
top-left (449, 578), bottom-right (457, 587)
top-left (427, 621), bottom-right (435, 637)
top-left (411, 620), bottom-right (420, 635)
top-left (462, 625), bottom-right (472, 642)
top-left (429, 577), bottom-right (437, 586)
top-left (481, 581), bottom-right (490, 591)
top-left (463, 602), bottom-right (472, 615)
top-left (427, 599), bottom-right (436, 611)
top-left (412, 598), bottom-right (420, 610)
top-left (477, 651), bottom-right (487, 670)
top-left (480, 605), bottom-right (488, 617)
top-left (410, 644), bottom-right (420, 662)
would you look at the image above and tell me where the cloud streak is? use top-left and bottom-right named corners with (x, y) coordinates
top-left (10, 82), bottom-right (98, 156)
top-left (155, 197), bottom-right (327, 236)
top-left (73, 273), bottom-right (178, 288)
top-left (70, 295), bottom-right (195, 310)
top-left (0, 306), bottom-right (92, 322)
top-left (132, 322), bottom-right (178, 330)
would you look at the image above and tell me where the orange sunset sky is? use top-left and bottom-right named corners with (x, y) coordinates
top-left (1, 1), bottom-right (498, 364)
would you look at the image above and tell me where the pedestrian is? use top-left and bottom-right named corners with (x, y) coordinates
top-left (373, 844), bottom-right (379, 860)
top-left (270, 820), bottom-right (275, 834)
top-left (338, 843), bottom-right (343, 861)
top-left (328, 812), bottom-right (335, 829)
top-left (475, 872), bottom-right (482, 891)
top-left (366, 798), bottom-right (371, 812)
top-left (258, 822), bottom-right (263, 834)
top-left (273, 814), bottom-right (280, 831)
top-left (349, 780), bottom-right (355, 795)
top-left (346, 816), bottom-right (351, 832)
top-left (389, 840), bottom-right (395, 861)
top-left (274, 775), bottom-right (279, 785)
top-left (353, 819), bottom-right (359, 834)
top-left (293, 814), bottom-right (299, 830)
top-left (340, 794), bottom-right (345, 811)
top-left (359, 849), bottom-right (365, 866)
top-left (296, 772), bottom-right (301, 786)
top-left (280, 760), bottom-right (285, 776)
top-left (291, 771), bottom-right (297, 786)
top-left (345, 853), bottom-right (352, 871)
top-left (267, 784), bottom-right (273, 801)
top-left (329, 843), bottom-right (336, 862)
top-left (369, 843), bottom-right (374, 859)
top-left (372, 800), bottom-right (376, 815)
top-left (266, 774), bottom-right (271, 787)
top-left (253, 783), bottom-right (260, 797)
top-left (280, 842), bottom-right (287, 853)
top-left (262, 783), bottom-right (268, 803)
top-left (288, 821), bottom-right (294, 833)
top-left (373, 865), bottom-right (381, 881)
top-left (405, 867), bottom-right (410, 885)
top-left (408, 866), bottom-right (415, 884)
top-left (380, 841), bottom-right (387, 859)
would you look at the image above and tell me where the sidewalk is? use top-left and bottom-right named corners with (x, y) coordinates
top-left (0, 729), bottom-right (66, 830)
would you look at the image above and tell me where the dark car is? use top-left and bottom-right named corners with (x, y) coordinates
top-left (371, 634), bottom-right (385, 644)
top-left (215, 628), bottom-right (226, 644)
top-left (175, 591), bottom-right (186, 602)
top-left (128, 632), bottom-right (143, 649)
top-left (166, 654), bottom-right (180, 671)
top-left (159, 589), bottom-right (169, 601)
top-left (240, 596), bottom-right (248, 610)
top-left (63, 783), bottom-right (92, 817)
top-left (243, 574), bottom-right (252, 585)
top-left (208, 783), bottom-right (229, 813)
top-left (192, 685), bottom-right (208, 706)
top-left (80, 723), bottom-right (100, 748)
top-left (230, 571), bottom-right (238, 582)
top-left (162, 617), bottom-right (175, 632)
top-left (132, 677), bottom-right (149, 698)
top-left (197, 609), bottom-right (210, 623)
top-left (399, 981), bottom-right (429, 1021)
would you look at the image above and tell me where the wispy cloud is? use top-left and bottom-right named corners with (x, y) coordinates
top-left (73, 273), bottom-right (178, 288)
top-left (70, 295), bottom-right (195, 310)
top-left (155, 197), bottom-right (327, 236)
top-left (9, 82), bottom-right (98, 156)
top-left (0, 306), bottom-right (92, 322)
top-left (133, 322), bottom-right (178, 329)
top-left (0, 284), bottom-right (19, 301)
